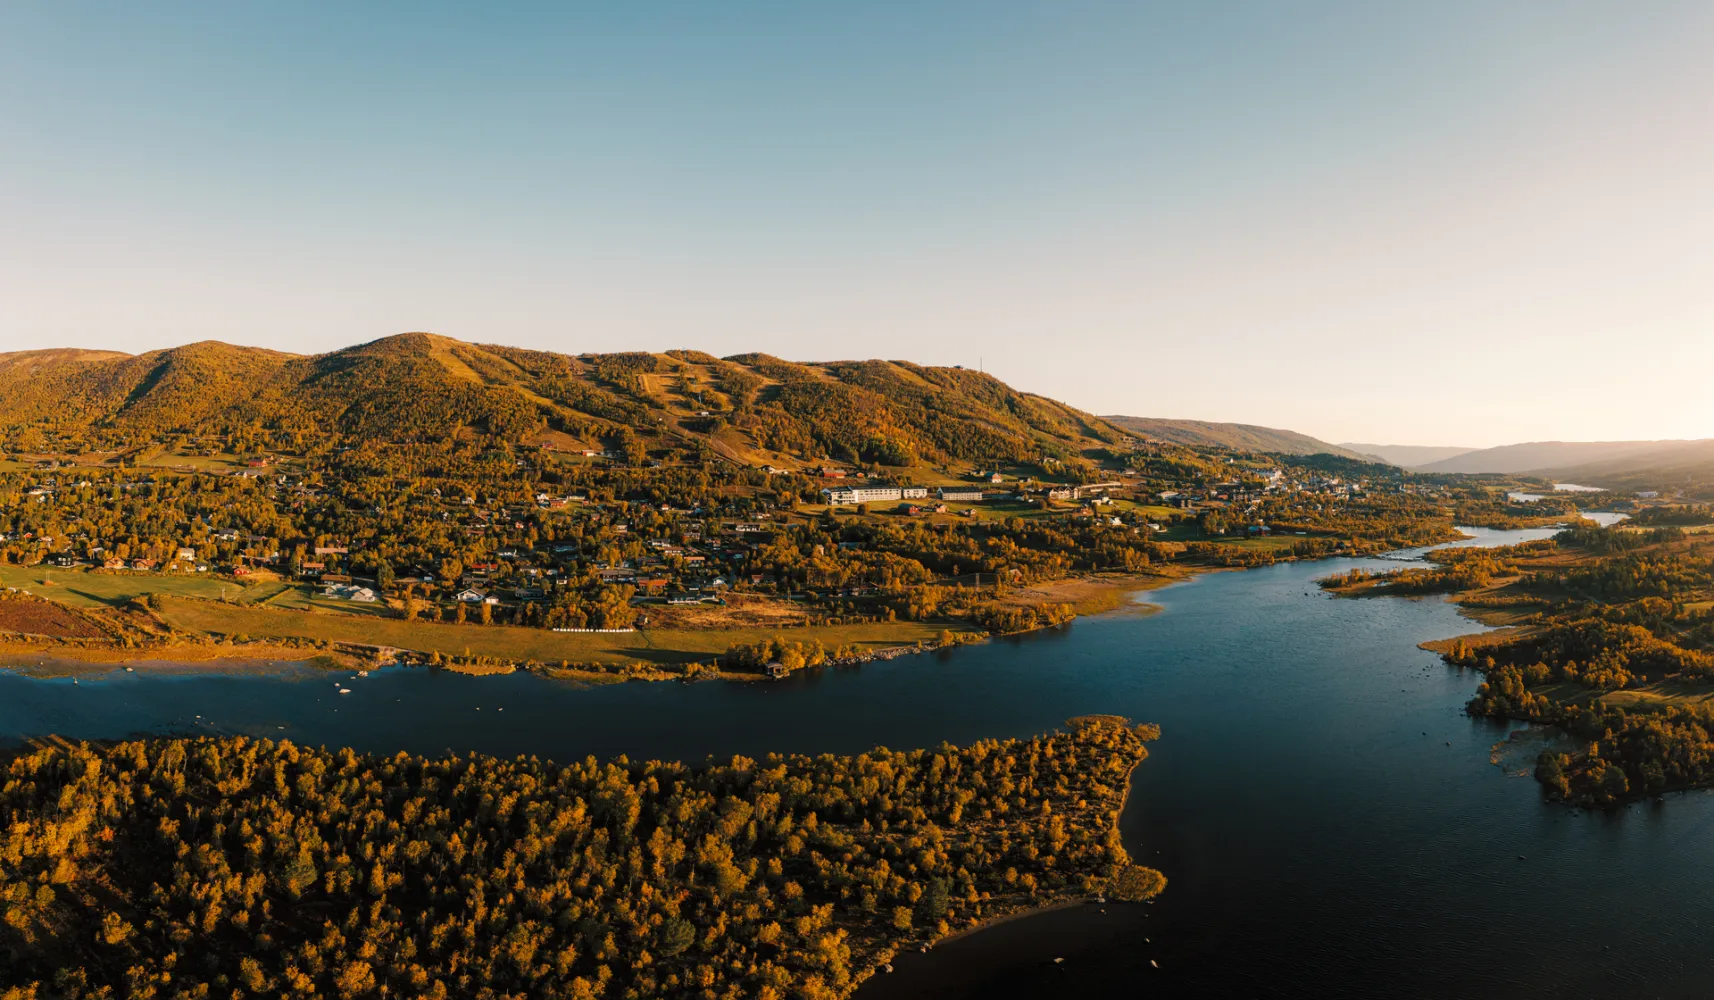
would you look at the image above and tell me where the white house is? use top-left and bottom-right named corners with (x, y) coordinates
top-left (323, 583), bottom-right (378, 603)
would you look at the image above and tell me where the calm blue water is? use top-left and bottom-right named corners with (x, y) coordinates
top-left (6, 518), bottom-right (1699, 999)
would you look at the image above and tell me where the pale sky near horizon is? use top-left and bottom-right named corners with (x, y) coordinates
top-left (3, 3), bottom-right (1712, 448)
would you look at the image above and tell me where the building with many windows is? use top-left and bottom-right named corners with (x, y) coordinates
top-left (821, 486), bottom-right (930, 505)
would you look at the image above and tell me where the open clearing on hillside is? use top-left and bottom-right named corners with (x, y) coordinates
top-left (1598, 679), bottom-right (1714, 711)
top-left (0, 566), bottom-right (240, 608)
top-left (155, 597), bottom-right (945, 666)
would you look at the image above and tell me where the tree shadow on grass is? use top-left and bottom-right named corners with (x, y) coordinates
top-left (64, 588), bottom-right (132, 609)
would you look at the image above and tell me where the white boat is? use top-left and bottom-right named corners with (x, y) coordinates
top-left (338, 688), bottom-right (352, 695)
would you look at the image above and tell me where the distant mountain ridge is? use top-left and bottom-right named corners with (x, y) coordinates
top-left (1531, 440), bottom-right (1714, 488)
top-left (1103, 416), bottom-right (1368, 459)
top-left (1339, 443), bottom-right (1476, 469)
top-left (1413, 440), bottom-right (1709, 475)
top-left (0, 333), bottom-right (1127, 471)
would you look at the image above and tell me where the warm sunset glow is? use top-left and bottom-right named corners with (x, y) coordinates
top-left (4, 4), bottom-right (1711, 446)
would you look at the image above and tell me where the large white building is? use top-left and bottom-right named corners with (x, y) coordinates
top-left (821, 486), bottom-right (929, 505)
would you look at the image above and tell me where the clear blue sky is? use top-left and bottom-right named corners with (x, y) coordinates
top-left (3, 2), bottom-right (1711, 447)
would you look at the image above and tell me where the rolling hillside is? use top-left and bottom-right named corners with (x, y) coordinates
top-left (0, 333), bottom-right (1127, 472)
top-left (1104, 416), bottom-right (1366, 459)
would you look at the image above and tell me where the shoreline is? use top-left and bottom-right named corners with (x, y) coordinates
top-left (850, 529), bottom-right (1557, 977)
top-left (0, 532), bottom-right (1484, 684)
top-left (0, 571), bottom-right (1184, 682)
top-left (852, 750), bottom-right (1153, 994)
top-left (853, 742), bottom-right (1153, 991)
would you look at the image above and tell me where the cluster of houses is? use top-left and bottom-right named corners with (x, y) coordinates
top-left (2, 444), bottom-right (1488, 619)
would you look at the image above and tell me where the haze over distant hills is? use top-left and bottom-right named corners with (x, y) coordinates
top-left (1103, 416), bottom-right (1366, 460)
top-left (1411, 440), bottom-right (1708, 476)
top-left (1532, 440), bottom-right (1714, 486)
top-left (1339, 444), bottom-right (1477, 468)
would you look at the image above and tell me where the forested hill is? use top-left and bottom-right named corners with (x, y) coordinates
top-left (1103, 415), bottom-right (1368, 460)
top-left (0, 333), bottom-right (1127, 472)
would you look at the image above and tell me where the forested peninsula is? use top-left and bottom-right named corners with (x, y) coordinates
top-left (1323, 515), bottom-right (1714, 807)
top-left (0, 717), bottom-right (1163, 1000)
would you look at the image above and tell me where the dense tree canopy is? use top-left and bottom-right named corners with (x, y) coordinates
top-left (0, 720), bottom-right (1163, 1000)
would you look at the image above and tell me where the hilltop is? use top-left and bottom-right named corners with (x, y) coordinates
top-left (1103, 416), bottom-right (1368, 460)
top-left (0, 333), bottom-right (1127, 474)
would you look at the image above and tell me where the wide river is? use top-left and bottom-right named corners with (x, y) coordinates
top-left (9, 515), bottom-right (1709, 999)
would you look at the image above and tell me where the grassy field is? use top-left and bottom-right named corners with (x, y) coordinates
top-left (1219, 534), bottom-right (1310, 552)
top-left (1111, 501), bottom-right (1182, 520)
top-left (1596, 678), bottom-right (1714, 711)
top-left (997, 572), bottom-right (1187, 616)
top-left (133, 450), bottom-right (250, 473)
top-left (0, 565), bottom-right (244, 608)
top-left (154, 596), bottom-right (946, 666)
top-left (0, 568), bottom-right (385, 617)
top-left (233, 580), bottom-right (295, 605)
top-left (261, 584), bottom-right (396, 616)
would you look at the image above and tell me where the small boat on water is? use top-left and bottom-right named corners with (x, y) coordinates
top-left (338, 688), bottom-right (351, 695)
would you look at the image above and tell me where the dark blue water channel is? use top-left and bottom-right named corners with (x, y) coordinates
top-left (6, 519), bottom-right (1706, 999)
